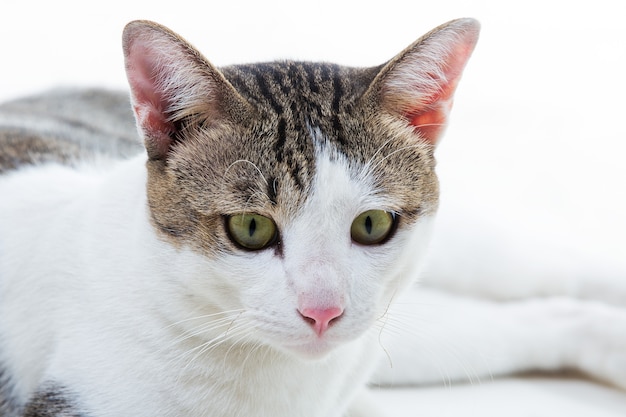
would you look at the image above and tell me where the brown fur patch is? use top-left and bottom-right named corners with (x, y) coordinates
top-left (120, 19), bottom-right (480, 255)
top-left (142, 60), bottom-right (439, 256)
top-left (22, 383), bottom-right (87, 417)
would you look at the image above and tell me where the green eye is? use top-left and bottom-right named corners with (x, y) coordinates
top-left (350, 210), bottom-right (396, 245)
top-left (227, 214), bottom-right (278, 250)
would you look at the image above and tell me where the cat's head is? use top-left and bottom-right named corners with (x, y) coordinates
top-left (123, 19), bottom-right (479, 358)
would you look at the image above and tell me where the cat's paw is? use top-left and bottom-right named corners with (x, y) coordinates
top-left (567, 300), bottom-right (626, 390)
top-left (521, 297), bottom-right (626, 390)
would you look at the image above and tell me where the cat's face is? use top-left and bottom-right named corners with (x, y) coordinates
top-left (123, 19), bottom-right (479, 357)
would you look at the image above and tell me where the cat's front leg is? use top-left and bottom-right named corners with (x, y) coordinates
top-left (370, 288), bottom-right (626, 390)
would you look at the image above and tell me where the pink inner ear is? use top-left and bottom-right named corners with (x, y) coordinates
top-left (407, 98), bottom-right (453, 145)
top-left (406, 37), bottom-right (476, 144)
top-left (126, 42), bottom-right (176, 158)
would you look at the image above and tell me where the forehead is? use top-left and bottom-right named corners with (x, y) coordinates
top-left (219, 61), bottom-right (370, 190)
top-left (172, 61), bottom-right (438, 221)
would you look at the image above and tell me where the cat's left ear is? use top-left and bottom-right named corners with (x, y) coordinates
top-left (366, 18), bottom-right (480, 145)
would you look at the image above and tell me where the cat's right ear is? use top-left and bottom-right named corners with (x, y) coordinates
top-left (122, 20), bottom-right (250, 160)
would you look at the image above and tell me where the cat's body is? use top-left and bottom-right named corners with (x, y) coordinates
top-left (0, 86), bottom-right (406, 416)
top-left (1, 19), bottom-right (625, 417)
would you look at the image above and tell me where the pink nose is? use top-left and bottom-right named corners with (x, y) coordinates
top-left (298, 307), bottom-right (344, 337)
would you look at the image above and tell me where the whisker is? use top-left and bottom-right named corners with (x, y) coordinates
top-left (165, 316), bottom-right (244, 350)
top-left (370, 320), bottom-right (454, 388)
top-left (375, 293), bottom-right (399, 369)
top-left (243, 190), bottom-right (271, 214)
top-left (372, 313), bottom-right (486, 387)
top-left (367, 143), bottom-right (427, 174)
top-left (164, 309), bottom-right (247, 330)
top-left (174, 323), bottom-right (252, 379)
top-left (221, 324), bottom-right (259, 370)
top-left (160, 311), bottom-right (251, 379)
top-left (358, 122), bottom-right (444, 182)
top-left (363, 137), bottom-right (399, 172)
top-left (224, 159), bottom-right (269, 185)
top-left (240, 339), bottom-right (266, 371)
top-left (413, 122), bottom-right (446, 129)
top-left (157, 310), bottom-right (247, 353)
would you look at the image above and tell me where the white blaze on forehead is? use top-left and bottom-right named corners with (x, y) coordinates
top-left (304, 126), bottom-right (390, 219)
top-left (279, 128), bottom-right (389, 310)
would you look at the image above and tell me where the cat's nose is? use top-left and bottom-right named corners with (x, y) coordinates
top-left (298, 307), bottom-right (344, 337)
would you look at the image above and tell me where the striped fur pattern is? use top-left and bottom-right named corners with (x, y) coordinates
top-left (142, 59), bottom-right (441, 256)
top-left (122, 19), bottom-right (478, 256)
top-left (0, 89), bottom-right (140, 173)
top-left (0, 19), bottom-right (480, 417)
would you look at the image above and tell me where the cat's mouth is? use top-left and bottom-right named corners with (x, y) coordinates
top-left (248, 302), bottom-right (373, 359)
top-left (275, 318), bottom-right (370, 360)
top-left (258, 323), bottom-right (346, 359)
top-left (282, 338), bottom-right (342, 359)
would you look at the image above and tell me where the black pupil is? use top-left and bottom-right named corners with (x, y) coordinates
top-left (249, 218), bottom-right (257, 237)
top-left (365, 215), bottom-right (372, 234)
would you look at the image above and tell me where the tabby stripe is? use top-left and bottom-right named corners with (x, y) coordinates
top-left (253, 70), bottom-right (284, 115)
top-left (305, 65), bottom-right (320, 94)
top-left (331, 67), bottom-right (347, 146)
top-left (331, 67), bottom-right (343, 114)
top-left (223, 71), bottom-right (259, 105)
top-left (290, 160), bottom-right (305, 191)
top-left (287, 63), bottom-right (309, 95)
top-left (267, 176), bottom-right (278, 204)
top-left (275, 118), bottom-right (287, 162)
top-left (319, 64), bottom-right (331, 85)
top-left (289, 102), bottom-right (306, 137)
top-left (271, 67), bottom-right (293, 98)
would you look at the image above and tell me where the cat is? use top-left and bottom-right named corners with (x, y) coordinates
top-left (1, 17), bottom-right (625, 417)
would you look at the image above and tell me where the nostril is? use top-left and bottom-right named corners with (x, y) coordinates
top-left (298, 307), bottom-right (344, 337)
top-left (328, 314), bottom-right (341, 326)
top-left (301, 314), bottom-right (316, 327)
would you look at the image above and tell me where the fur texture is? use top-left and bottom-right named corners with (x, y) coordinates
top-left (1, 18), bottom-right (625, 417)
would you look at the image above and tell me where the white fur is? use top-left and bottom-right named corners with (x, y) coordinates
top-left (2, 146), bottom-right (626, 417)
top-left (0, 138), bottom-right (435, 417)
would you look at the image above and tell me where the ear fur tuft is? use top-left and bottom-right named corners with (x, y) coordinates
top-left (122, 20), bottom-right (248, 159)
top-left (368, 18), bottom-right (480, 145)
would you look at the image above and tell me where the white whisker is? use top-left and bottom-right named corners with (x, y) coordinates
top-left (164, 309), bottom-right (246, 330)
top-left (363, 137), bottom-right (399, 172)
top-left (373, 312), bottom-right (486, 387)
top-left (366, 143), bottom-right (426, 175)
top-left (165, 316), bottom-right (243, 350)
top-left (221, 324), bottom-right (259, 370)
top-left (223, 159), bottom-right (269, 186)
top-left (173, 323), bottom-right (252, 380)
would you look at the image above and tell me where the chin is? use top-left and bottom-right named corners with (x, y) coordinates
top-left (278, 332), bottom-right (363, 361)
top-left (288, 341), bottom-right (338, 360)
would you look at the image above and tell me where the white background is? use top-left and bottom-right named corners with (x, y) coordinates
top-left (2, 0), bottom-right (625, 415)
